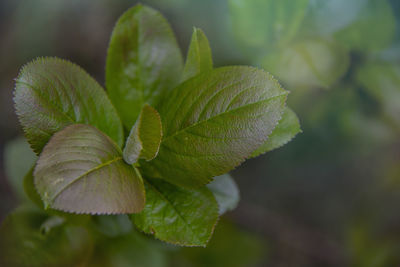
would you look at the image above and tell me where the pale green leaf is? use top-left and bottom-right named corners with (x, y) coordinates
top-left (34, 124), bottom-right (145, 215)
top-left (228, 0), bottom-right (309, 50)
top-left (262, 38), bottom-right (349, 90)
top-left (207, 174), bottom-right (240, 215)
top-left (251, 107), bottom-right (301, 157)
top-left (123, 104), bottom-right (162, 165)
top-left (14, 57), bottom-right (124, 154)
top-left (106, 4), bottom-right (183, 129)
top-left (4, 137), bottom-right (37, 199)
top-left (141, 66), bottom-right (287, 188)
top-left (131, 178), bottom-right (219, 247)
top-left (181, 27), bottom-right (213, 82)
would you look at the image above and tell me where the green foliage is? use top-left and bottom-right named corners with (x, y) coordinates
top-left (131, 178), bottom-right (219, 246)
top-left (34, 124), bottom-right (145, 214)
top-left (228, 0), bottom-right (309, 51)
top-left (182, 27), bottom-right (213, 82)
top-left (14, 57), bottom-right (124, 154)
top-left (123, 104), bottom-right (162, 164)
top-left (106, 4), bottom-right (183, 129)
top-left (141, 66), bottom-right (287, 188)
top-left (262, 38), bottom-right (350, 90)
top-left (8, 3), bottom-right (299, 251)
top-left (251, 107), bottom-right (301, 157)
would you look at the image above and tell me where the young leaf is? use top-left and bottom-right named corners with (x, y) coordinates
top-left (106, 4), bottom-right (183, 129)
top-left (207, 174), bottom-right (240, 215)
top-left (34, 124), bottom-right (145, 215)
top-left (123, 104), bottom-right (162, 165)
top-left (181, 27), bottom-right (213, 82)
top-left (251, 107), bottom-right (301, 157)
top-left (141, 66), bottom-right (287, 188)
top-left (14, 57), bottom-right (124, 154)
top-left (131, 178), bottom-right (219, 247)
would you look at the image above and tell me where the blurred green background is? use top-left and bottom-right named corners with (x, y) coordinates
top-left (1, 0), bottom-right (400, 266)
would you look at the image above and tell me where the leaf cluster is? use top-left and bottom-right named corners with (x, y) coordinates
top-left (9, 4), bottom-right (300, 247)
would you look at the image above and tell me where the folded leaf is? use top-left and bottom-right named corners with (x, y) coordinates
top-left (14, 57), bottom-right (124, 154)
top-left (207, 174), bottom-right (240, 215)
top-left (141, 66), bottom-right (287, 188)
top-left (123, 104), bottom-right (162, 165)
top-left (106, 4), bottom-right (183, 129)
top-left (34, 124), bottom-right (145, 215)
top-left (131, 178), bottom-right (219, 247)
top-left (181, 27), bottom-right (213, 82)
top-left (251, 107), bottom-right (301, 157)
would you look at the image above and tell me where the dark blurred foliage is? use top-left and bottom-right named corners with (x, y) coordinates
top-left (1, 0), bottom-right (400, 266)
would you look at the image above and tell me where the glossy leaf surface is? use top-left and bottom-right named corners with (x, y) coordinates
top-left (14, 57), bottom-right (123, 154)
top-left (251, 107), bottom-right (301, 157)
top-left (131, 178), bottom-right (219, 247)
top-left (142, 66), bottom-right (287, 188)
top-left (106, 4), bottom-right (183, 129)
top-left (34, 124), bottom-right (145, 214)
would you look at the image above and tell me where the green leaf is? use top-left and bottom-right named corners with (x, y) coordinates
top-left (251, 107), bottom-right (301, 157)
top-left (0, 207), bottom-right (92, 267)
top-left (106, 4), bottom-right (183, 129)
top-left (123, 104), bottom-right (162, 165)
top-left (131, 178), bottom-right (219, 247)
top-left (207, 174), bottom-right (240, 215)
top-left (4, 137), bottom-right (37, 199)
top-left (181, 27), bottom-right (213, 82)
top-left (141, 66), bottom-right (287, 188)
top-left (228, 0), bottom-right (309, 50)
top-left (14, 57), bottom-right (124, 154)
top-left (262, 38), bottom-right (349, 90)
top-left (34, 124), bottom-right (145, 214)
top-left (334, 0), bottom-right (395, 52)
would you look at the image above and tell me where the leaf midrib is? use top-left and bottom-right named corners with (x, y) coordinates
top-left (50, 156), bottom-right (123, 203)
top-left (145, 179), bottom-right (202, 244)
top-left (162, 93), bottom-right (286, 143)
